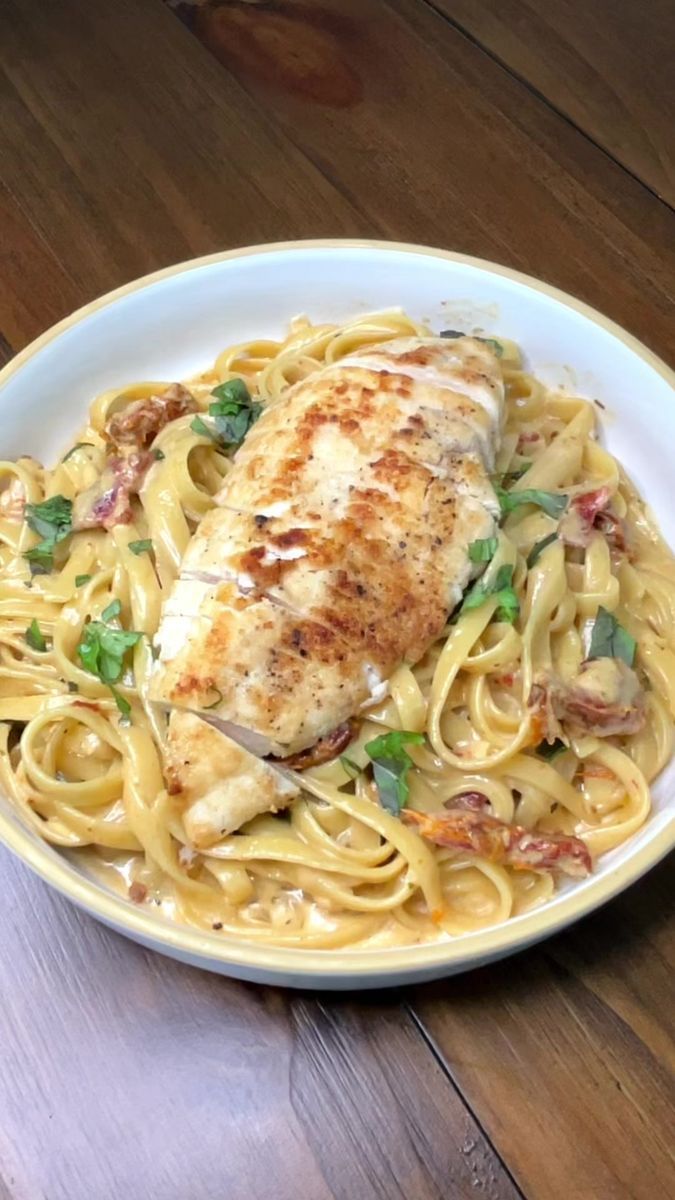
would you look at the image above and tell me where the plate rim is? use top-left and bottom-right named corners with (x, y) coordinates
top-left (1, 237), bottom-right (673, 982)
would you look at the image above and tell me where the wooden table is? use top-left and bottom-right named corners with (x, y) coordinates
top-left (0, 2), bottom-right (673, 1197)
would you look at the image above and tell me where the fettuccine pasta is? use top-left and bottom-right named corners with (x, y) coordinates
top-left (1, 310), bottom-right (674, 948)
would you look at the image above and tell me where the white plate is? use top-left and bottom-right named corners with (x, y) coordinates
top-left (1, 240), bottom-right (673, 989)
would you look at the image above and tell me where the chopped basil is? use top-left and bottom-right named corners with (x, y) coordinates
top-left (469, 537), bottom-right (498, 563)
top-left (190, 415), bottom-right (218, 442)
top-left (203, 689), bottom-right (223, 710)
top-left (191, 380), bottom-right (262, 449)
top-left (365, 730), bottom-right (424, 815)
top-left (461, 563), bottom-right (520, 624)
top-left (62, 443), bottom-right (95, 462)
top-left (25, 619), bottom-right (47, 652)
top-left (77, 599), bottom-right (142, 719)
top-left (339, 755), bottom-right (362, 780)
top-left (67, 681), bottom-right (79, 693)
top-left (75, 574), bottom-right (92, 587)
top-left (101, 599), bottom-right (122, 623)
top-left (440, 330), bottom-right (503, 356)
top-left (535, 738), bottom-right (566, 761)
top-left (24, 494), bottom-right (73, 573)
top-left (588, 606), bottom-right (636, 667)
top-left (110, 686), bottom-right (131, 719)
top-left (496, 487), bottom-right (568, 520)
top-left (209, 379), bottom-right (262, 447)
top-left (128, 538), bottom-right (153, 556)
top-left (527, 532), bottom-right (558, 568)
top-left (153, 448), bottom-right (165, 461)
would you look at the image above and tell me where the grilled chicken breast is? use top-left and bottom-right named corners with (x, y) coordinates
top-left (151, 336), bottom-right (505, 845)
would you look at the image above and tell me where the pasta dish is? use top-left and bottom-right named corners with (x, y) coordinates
top-left (1, 310), bottom-right (674, 950)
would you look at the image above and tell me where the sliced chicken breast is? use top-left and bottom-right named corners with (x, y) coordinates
top-left (165, 710), bottom-right (299, 847)
top-left (151, 336), bottom-right (505, 842)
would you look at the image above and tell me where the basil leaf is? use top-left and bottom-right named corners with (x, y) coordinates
top-left (153, 448), bottom-right (165, 461)
top-left (25, 495), bottom-right (73, 541)
top-left (365, 730), bottom-right (424, 815)
top-left (24, 494), bottom-right (73, 573)
top-left (75, 574), bottom-right (92, 587)
top-left (190, 416), bottom-right (219, 442)
top-left (77, 621), bottom-right (142, 685)
top-left (439, 330), bottom-right (503, 356)
top-left (461, 563), bottom-right (520, 624)
top-left (588, 607), bottom-right (636, 667)
top-left (339, 755), bottom-right (362, 780)
top-left (110, 686), bottom-right (131, 719)
top-left (62, 443), bottom-right (94, 462)
top-left (128, 539), bottom-right (153, 556)
top-left (209, 383), bottom-right (262, 448)
top-left (101, 599), bottom-right (122, 623)
top-left (210, 378), bottom-right (251, 406)
top-left (25, 619), bottom-right (47, 652)
top-left (535, 738), bottom-right (566, 761)
top-left (469, 537), bottom-right (498, 563)
top-left (497, 487), bottom-right (568, 519)
top-left (527, 532), bottom-right (558, 568)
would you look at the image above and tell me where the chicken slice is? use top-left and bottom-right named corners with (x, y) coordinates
top-left (165, 710), bottom-right (298, 847)
top-left (152, 335), bottom-right (505, 831)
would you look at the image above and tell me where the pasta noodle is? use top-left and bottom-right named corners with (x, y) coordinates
top-left (2, 310), bottom-right (674, 949)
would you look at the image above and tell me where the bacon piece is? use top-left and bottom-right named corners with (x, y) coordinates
top-left (553, 657), bottom-right (645, 737)
top-left (559, 486), bottom-right (628, 554)
top-left (528, 679), bottom-right (564, 745)
top-left (106, 383), bottom-right (197, 450)
top-left (275, 720), bottom-right (357, 770)
top-left (403, 808), bottom-right (592, 877)
top-left (444, 790), bottom-right (491, 813)
top-left (72, 451), bottom-right (154, 531)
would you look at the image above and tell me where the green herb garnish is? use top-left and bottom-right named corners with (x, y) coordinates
top-left (527, 532), bottom-right (558, 568)
top-left (190, 415), bottom-right (218, 442)
top-left (340, 755), bottom-right (362, 780)
top-left (75, 574), bottom-right (92, 587)
top-left (101, 599), bottom-right (122, 623)
top-left (440, 330), bottom-right (503, 357)
top-left (209, 379), bottom-right (262, 447)
top-left (153, 448), bottom-right (165, 461)
top-left (128, 539), bottom-right (153, 556)
top-left (24, 494), bottom-right (73, 574)
top-left (77, 599), bottom-right (142, 720)
top-left (496, 487), bottom-right (568, 520)
top-left (461, 563), bottom-right (520, 624)
top-left (588, 607), bottom-right (636, 667)
top-left (469, 537), bottom-right (498, 563)
top-left (365, 730), bottom-right (425, 815)
top-left (110, 687), bottom-right (131, 719)
top-left (25, 619), bottom-right (47, 652)
top-left (535, 738), bottom-right (566, 761)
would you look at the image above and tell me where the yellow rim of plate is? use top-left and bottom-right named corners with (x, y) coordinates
top-left (1, 239), bottom-right (673, 980)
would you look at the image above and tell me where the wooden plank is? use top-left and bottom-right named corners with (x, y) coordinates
top-left (411, 856), bottom-right (675, 1200)
top-left (162, 0), bottom-right (675, 362)
top-left (431, 0), bottom-right (675, 207)
top-left (0, 847), bottom-right (523, 1200)
top-left (0, 0), bottom-right (367, 347)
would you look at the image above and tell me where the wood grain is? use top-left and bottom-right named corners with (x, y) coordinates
top-left (0, 847), bottom-right (523, 1200)
top-left (432, 0), bottom-right (675, 207)
top-left (165, 0), bottom-right (675, 362)
top-left (411, 856), bottom-right (675, 1200)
